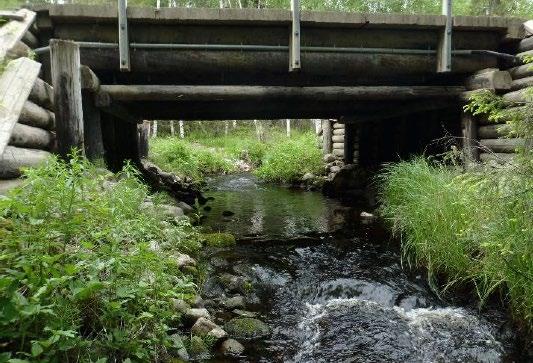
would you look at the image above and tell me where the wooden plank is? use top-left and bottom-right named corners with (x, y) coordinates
top-left (99, 85), bottom-right (465, 102)
top-left (322, 119), bottom-right (332, 154)
top-left (465, 70), bottom-right (511, 91)
top-left (6, 41), bottom-right (31, 60)
top-left (436, 0), bottom-right (452, 73)
top-left (289, 0), bottom-right (301, 72)
top-left (0, 57), bottom-right (41, 157)
top-left (118, 0), bottom-right (130, 72)
top-left (0, 145), bottom-right (51, 179)
top-left (50, 39), bottom-right (84, 159)
top-left (0, 11), bottom-right (26, 22)
top-left (0, 9), bottom-right (36, 61)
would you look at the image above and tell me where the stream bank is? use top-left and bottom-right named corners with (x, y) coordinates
top-left (195, 173), bottom-right (526, 362)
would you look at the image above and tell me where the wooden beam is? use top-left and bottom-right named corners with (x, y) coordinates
top-left (322, 119), bottom-right (332, 154)
top-left (508, 64), bottom-right (533, 80)
top-left (478, 124), bottom-right (512, 139)
top-left (480, 138), bottom-right (525, 153)
top-left (461, 112), bottom-right (478, 161)
top-left (19, 100), bottom-right (55, 130)
top-left (0, 9), bottom-right (36, 61)
top-left (99, 85), bottom-right (465, 102)
top-left (0, 57), bottom-right (41, 157)
top-left (479, 152), bottom-right (515, 164)
top-left (465, 70), bottom-right (511, 91)
top-left (118, 0), bottom-right (131, 71)
top-left (80, 65), bottom-right (101, 92)
top-left (289, 0), bottom-right (301, 72)
top-left (0, 146), bottom-right (51, 179)
top-left (50, 39), bottom-right (84, 159)
top-left (29, 78), bottom-right (55, 111)
top-left (22, 30), bottom-right (39, 49)
top-left (95, 92), bottom-right (141, 124)
top-left (10, 123), bottom-right (54, 150)
top-left (510, 76), bottom-right (533, 91)
top-left (503, 88), bottom-right (531, 104)
top-left (436, 0), bottom-right (452, 73)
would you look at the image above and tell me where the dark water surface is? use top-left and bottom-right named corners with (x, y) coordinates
top-left (200, 174), bottom-right (520, 362)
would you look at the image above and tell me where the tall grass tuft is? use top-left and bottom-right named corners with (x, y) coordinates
top-left (378, 157), bottom-right (532, 329)
top-left (255, 132), bottom-right (323, 183)
top-left (0, 155), bottom-right (202, 361)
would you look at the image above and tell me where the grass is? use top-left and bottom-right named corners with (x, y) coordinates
top-left (378, 157), bottom-right (532, 330)
top-left (255, 132), bottom-right (323, 183)
top-left (149, 127), bottom-right (323, 184)
top-left (0, 155), bottom-right (203, 362)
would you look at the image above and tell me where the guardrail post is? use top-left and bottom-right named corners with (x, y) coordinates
top-left (437, 0), bottom-right (452, 72)
top-left (118, 0), bottom-right (131, 71)
top-left (289, 0), bottom-right (301, 72)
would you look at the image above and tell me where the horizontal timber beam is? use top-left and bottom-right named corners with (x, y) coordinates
top-left (99, 85), bottom-right (465, 102)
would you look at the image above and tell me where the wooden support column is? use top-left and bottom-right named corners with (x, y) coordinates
top-left (100, 114), bottom-right (140, 172)
top-left (462, 112), bottom-right (478, 162)
top-left (322, 119), bottom-right (332, 154)
top-left (50, 39), bottom-right (84, 159)
top-left (138, 121), bottom-right (150, 158)
top-left (80, 66), bottom-right (104, 161)
top-left (344, 122), bottom-right (356, 164)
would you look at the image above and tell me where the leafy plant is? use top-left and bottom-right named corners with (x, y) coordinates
top-left (0, 155), bottom-right (202, 361)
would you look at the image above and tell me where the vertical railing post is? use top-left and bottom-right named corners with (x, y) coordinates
top-left (50, 39), bottom-right (84, 159)
top-left (437, 0), bottom-right (452, 72)
top-left (118, 0), bottom-right (130, 71)
top-left (289, 0), bottom-right (301, 72)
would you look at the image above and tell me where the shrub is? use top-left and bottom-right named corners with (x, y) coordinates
top-left (255, 133), bottom-right (323, 183)
top-left (149, 137), bottom-right (233, 181)
top-left (0, 155), bottom-right (202, 361)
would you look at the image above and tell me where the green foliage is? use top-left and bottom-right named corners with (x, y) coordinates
top-left (0, 155), bottom-right (202, 361)
top-left (149, 137), bottom-right (234, 182)
top-left (201, 232), bottom-right (236, 247)
top-left (255, 132), bottom-right (323, 183)
top-left (378, 158), bottom-right (533, 329)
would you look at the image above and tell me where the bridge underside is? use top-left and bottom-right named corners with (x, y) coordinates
top-left (31, 5), bottom-right (523, 169)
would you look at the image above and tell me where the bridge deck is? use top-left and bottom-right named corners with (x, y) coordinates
top-left (33, 5), bottom-right (524, 88)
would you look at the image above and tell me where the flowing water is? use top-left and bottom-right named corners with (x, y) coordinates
top-left (200, 174), bottom-right (522, 362)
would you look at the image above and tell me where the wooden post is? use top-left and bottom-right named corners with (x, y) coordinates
top-left (80, 65), bottom-right (104, 161)
top-left (344, 122), bottom-right (355, 164)
top-left (462, 112), bottom-right (478, 162)
top-left (138, 121), bottom-right (150, 158)
top-left (322, 119), bottom-right (332, 154)
top-left (437, 0), bottom-right (452, 73)
top-left (50, 39), bottom-right (84, 159)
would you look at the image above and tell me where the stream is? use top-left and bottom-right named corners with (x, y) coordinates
top-left (199, 173), bottom-right (521, 362)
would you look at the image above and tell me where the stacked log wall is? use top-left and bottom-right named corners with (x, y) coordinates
top-left (0, 10), bottom-right (56, 194)
top-left (463, 21), bottom-right (533, 164)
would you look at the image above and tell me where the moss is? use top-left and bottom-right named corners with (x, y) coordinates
top-left (202, 232), bottom-right (236, 248)
top-left (224, 318), bottom-right (270, 340)
top-left (188, 336), bottom-right (209, 359)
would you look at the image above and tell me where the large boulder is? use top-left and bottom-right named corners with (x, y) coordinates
top-left (220, 338), bottom-right (245, 356)
top-left (224, 317), bottom-right (270, 340)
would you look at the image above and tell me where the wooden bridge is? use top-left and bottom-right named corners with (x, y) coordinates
top-left (0, 3), bottom-right (531, 186)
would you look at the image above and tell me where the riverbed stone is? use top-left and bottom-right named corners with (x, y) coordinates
top-left (219, 273), bottom-right (249, 294)
top-left (169, 334), bottom-right (189, 361)
top-left (176, 253), bottom-right (196, 269)
top-left (172, 298), bottom-right (191, 314)
top-left (324, 153), bottom-right (336, 163)
top-left (223, 295), bottom-right (246, 310)
top-left (207, 326), bottom-right (228, 341)
top-left (220, 338), bottom-right (245, 356)
top-left (191, 317), bottom-right (219, 336)
top-left (224, 317), bottom-right (270, 340)
top-left (177, 201), bottom-right (194, 214)
top-left (222, 210), bottom-right (235, 217)
top-left (185, 308), bottom-right (211, 323)
top-left (192, 295), bottom-right (205, 308)
top-left (203, 232), bottom-right (236, 248)
top-left (330, 165), bottom-right (341, 173)
top-left (302, 172), bottom-right (315, 182)
top-left (233, 309), bottom-right (258, 318)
